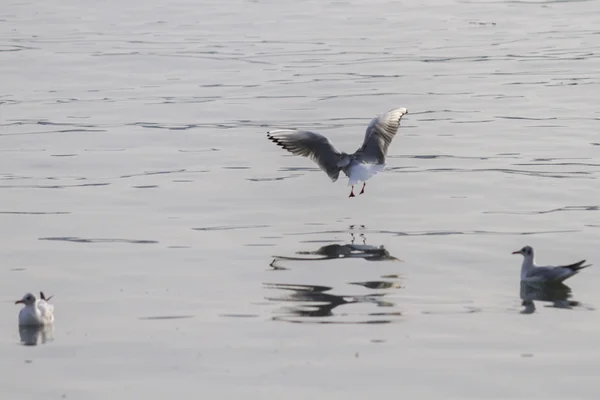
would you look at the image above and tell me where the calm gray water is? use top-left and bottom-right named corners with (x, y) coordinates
top-left (2, 0), bottom-right (600, 398)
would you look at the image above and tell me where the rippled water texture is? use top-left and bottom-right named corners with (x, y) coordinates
top-left (1, 0), bottom-right (600, 398)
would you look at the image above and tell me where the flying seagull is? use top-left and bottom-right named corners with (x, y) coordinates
top-left (512, 245), bottom-right (591, 283)
top-left (267, 107), bottom-right (408, 197)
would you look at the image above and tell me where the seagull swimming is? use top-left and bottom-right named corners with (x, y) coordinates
top-left (15, 292), bottom-right (54, 326)
top-left (512, 246), bottom-right (591, 283)
top-left (267, 107), bottom-right (408, 197)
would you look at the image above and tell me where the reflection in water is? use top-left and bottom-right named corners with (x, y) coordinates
top-left (265, 283), bottom-right (352, 318)
top-left (520, 281), bottom-right (582, 314)
top-left (349, 281), bottom-right (402, 289)
top-left (271, 233), bottom-right (401, 266)
top-left (19, 325), bottom-right (54, 346)
top-left (266, 231), bottom-right (402, 323)
top-left (264, 283), bottom-right (400, 323)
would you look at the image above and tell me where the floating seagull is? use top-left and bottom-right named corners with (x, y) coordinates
top-left (15, 292), bottom-right (55, 326)
top-left (267, 107), bottom-right (408, 197)
top-left (512, 246), bottom-right (591, 283)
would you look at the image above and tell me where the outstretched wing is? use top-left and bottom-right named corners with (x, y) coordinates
top-left (356, 107), bottom-right (408, 164)
top-left (267, 130), bottom-right (343, 181)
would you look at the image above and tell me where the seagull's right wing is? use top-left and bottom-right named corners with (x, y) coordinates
top-left (267, 130), bottom-right (343, 181)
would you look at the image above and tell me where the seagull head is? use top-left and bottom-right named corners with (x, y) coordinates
top-left (15, 293), bottom-right (37, 306)
top-left (512, 245), bottom-right (534, 259)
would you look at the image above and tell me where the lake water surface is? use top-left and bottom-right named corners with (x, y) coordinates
top-left (1, 0), bottom-right (600, 398)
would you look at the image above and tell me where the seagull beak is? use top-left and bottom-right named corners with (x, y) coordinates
top-left (15, 300), bottom-right (23, 304)
top-left (511, 251), bottom-right (520, 255)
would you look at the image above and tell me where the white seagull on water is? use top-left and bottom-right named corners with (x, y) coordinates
top-left (267, 107), bottom-right (408, 197)
top-left (512, 246), bottom-right (591, 283)
top-left (15, 292), bottom-right (54, 326)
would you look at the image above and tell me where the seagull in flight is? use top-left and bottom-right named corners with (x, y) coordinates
top-left (512, 245), bottom-right (591, 283)
top-left (267, 107), bottom-right (408, 197)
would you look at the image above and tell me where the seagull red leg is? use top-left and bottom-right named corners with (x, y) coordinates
top-left (359, 182), bottom-right (366, 195)
top-left (349, 186), bottom-right (355, 197)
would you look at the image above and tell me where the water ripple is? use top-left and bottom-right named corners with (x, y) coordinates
top-left (285, 228), bottom-right (579, 238)
top-left (389, 168), bottom-right (595, 179)
top-left (485, 205), bottom-right (599, 215)
top-left (139, 315), bottom-right (194, 320)
top-left (0, 183), bottom-right (111, 189)
top-left (193, 224), bottom-right (270, 232)
top-left (39, 237), bottom-right (158, 244)
top-left (0, 211), bottom-right (70, 215)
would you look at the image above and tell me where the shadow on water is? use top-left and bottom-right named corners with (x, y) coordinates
top-left (520, 281), bottom-right (590, 314)
top-left (19, 325), bottom-right (54, 346)
top-left (265, 230), bottom-right (403, 324)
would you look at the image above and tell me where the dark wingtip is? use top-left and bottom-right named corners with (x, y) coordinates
top-left (267, 135), bottom-right (290, 151)
top-left (40, 291), bottom-right (53, 302)
top-left (566, 260), bottom-right (591, 272)
top-left (266, 132), bottom-right (279, 144)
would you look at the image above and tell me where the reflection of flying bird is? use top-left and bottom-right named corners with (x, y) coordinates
top-left (512, 246), bottom-right (591, 283)
top-left (274, 243), bottom-right (400, 262)
top-left (267, 107), bottom-right (408, 197)
top-left (264, 283), bottom-right (352, 317)
top-left (271, 232), bottom-right (401, 264)
top-left (349, 281), bottom-right (402, 289)
top-left (297, 244), bottom-right (399, 261)
top-left (263, 283), bottom-right (396, 321)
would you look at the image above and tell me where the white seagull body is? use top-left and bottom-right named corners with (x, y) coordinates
top-left (267, 107), bottom-right (408, 197)
top-left (512, 246), bottom-right (591, 283)
top-left (15, 292), bottom-right (54, 326)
